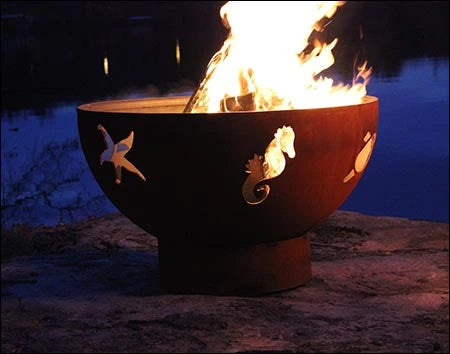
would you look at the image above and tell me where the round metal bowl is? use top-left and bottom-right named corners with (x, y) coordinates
top-left (77, 95), bottom-right (378, 295)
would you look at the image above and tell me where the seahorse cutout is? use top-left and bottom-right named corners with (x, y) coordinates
top-left (343, 131), bottom-right (377, 183)
top-left (242, 126), bottom-right (296, 205)
top-left (97, 124), bottom-right (147, 184)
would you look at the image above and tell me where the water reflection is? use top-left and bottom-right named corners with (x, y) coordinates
top-left (176, 39), bottom-right (181, 66)
top-left (103, 56), bottom-right (109, 76)
top-left (1, 104), bottom-right (116, 227)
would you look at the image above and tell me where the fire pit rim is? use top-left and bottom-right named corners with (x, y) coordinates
top-left (77, 95), bottom-right (378, 115)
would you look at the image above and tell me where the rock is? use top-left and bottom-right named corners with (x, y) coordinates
top-left (117, 239), bottom-right (143, 248)
top-left (1, 210), bottom-right (448, 353)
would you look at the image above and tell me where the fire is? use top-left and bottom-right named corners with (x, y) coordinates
top-left (187, 1), bottom-right (371, 113)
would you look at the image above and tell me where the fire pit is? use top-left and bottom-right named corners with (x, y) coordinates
top-left (77, 95), bottom-right (378, 295)
top-left (77, 1), bottom-right (378, 295)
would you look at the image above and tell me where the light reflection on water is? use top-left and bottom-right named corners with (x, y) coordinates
top-left (1, 57), bottom-right (448, 227)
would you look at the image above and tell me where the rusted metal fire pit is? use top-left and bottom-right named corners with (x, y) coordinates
top-left (77, 95), bottom-right (378, 295)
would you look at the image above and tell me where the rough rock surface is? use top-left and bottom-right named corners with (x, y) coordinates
top-left (1, 211), bottom-right (449, 353)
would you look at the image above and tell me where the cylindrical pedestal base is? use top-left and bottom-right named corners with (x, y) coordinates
top-left (158, 234), bottom-right (312, 296)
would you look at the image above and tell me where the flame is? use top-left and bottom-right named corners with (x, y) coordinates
top-left (189, 1), bottom-right (371, 113)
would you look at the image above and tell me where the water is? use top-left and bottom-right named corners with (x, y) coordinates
top-left (341, 57), bottom-right (449, 222)
top-left (1, 103), bottom-right (115, 226)
top-left (1, 2), bottom-right (449, 226)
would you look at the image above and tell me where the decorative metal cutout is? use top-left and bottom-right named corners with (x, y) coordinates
top-left (343, 131), bottom-right (377, 183)
top-left (242, 125), bottom-right (296, 205)
top-left (97, 124), bottom-right (147, 184)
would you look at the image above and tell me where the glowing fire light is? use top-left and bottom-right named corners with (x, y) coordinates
top-left (189, 1), bottom-right (371, 113)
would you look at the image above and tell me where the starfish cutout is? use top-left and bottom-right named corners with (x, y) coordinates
top-left (97, 124), bottom-right (147, 184)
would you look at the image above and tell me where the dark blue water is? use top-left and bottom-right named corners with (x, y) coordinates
top-left (341, 57), bottom-right (449, 222)
top-left (1, 2), bottom-right (448, 226)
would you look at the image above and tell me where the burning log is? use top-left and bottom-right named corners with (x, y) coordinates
top-left (184, 61), bottom-right (256, 113)
top-left (220, 92), bottom-right (256, 112)
top-left (184, 79), bottom-right (256, 112)
top-left (183, 49), bottom-right (228, 113)
top-left (183, 82), bottom-right (204, 113)
top-left (219, 68), bottom-right (257, 112)
top-left (186, 91), bottom-right (256, 113)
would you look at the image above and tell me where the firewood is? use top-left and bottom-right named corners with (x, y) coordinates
top-left (220, 92), bottom-right (256, 112)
